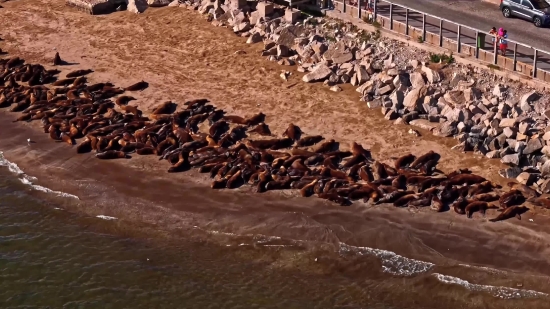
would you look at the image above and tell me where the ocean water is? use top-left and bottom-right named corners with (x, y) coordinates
top-left (1, 154), bottom-right (549, 309)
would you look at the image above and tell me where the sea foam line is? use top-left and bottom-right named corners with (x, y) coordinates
top-left (433, 273), bottom-right (548, 299)
top-left (0, 151), bottom-right (79, 200)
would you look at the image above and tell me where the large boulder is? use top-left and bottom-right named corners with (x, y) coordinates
top-left (148, 0), bottom-right (170, 6)
top-left (433, 121), bottom-right (458, 137)
top-left (403, 87), bottom-right (427, 112)
top-left (302, 64), bottom-right (333, 83)
top-left (421, 65), bottom-right (442, 84)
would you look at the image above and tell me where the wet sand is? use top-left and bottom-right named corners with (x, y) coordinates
top-left (2, 0), bottom-right (550, 305)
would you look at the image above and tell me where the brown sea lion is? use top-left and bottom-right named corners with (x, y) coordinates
top-left (52, 78), bottom-right (76, 87)
top-left (136, 147), bottom-right (156, 155)
top-left (350, 142), bottom-right (370, 159)
top-left (151, 101), bottom-right (174, 115)
top-left (76, 138), bottom-right (92, 153)
top-left (290, 147), bottom-right (316, 157)
top-left (394, 153), bottom-right (416, 170)
top-left (125, 81), bottom-right (148, 91)
top-left (115, 96), bottom-right (136, 106)
top-left (66, 69), bottom-right (93, 78)
top-left (446, 168), bottom-right (471, 179)
top-left (296, 135), bottom-right (324, 147)
top-left (249, 123), bottom-right (271, 136)
top-left (53, 52), bottom-right (63, 65)
top-left (211, 176), bottom-right (229, 189)
top-left (499, 190), bottom-right (526, 209)
top-left (451, 197), bottom-right (468, 215)
top-left (409, 150), bottom-right (439, 169)
top-left (489, 206), bottom-right (529, 222)
top-left (318, 193), bottom-right (352, 206)
top-left (245, 112), bottom-right (265, 126)
top-left (167, 152), bottom-right (189, 173)
top-left (283, 123), bottom-right (301, 141)
top-left (465, 201), bottom-right (497, 218)
top-left (300, 179), bottom-right (319, 197)
top-left (313, 139), bottom-right (337, 153)
top-left (95, 150), bottom-right (129, 160)
top-left (467, 181), bottom-right (494, 197)
top-left (507, 182), bottom-right (538, 199)
top-left (222, 115), bottom-right (247, 125)
top-left (393, 193), bottom-right (420, 207)
top-left (375, 190), bottom-right (414, 205)
top-left (447, 173), bottom-right (486, 186)
top-left (527, 197), bottom-right (550, 209)
top-left (226, 170), bottom-right (243, 189)
top-left (420, 159), bottom-right (438, 175)
top-left (59, 132), bottom-right (74, 146)
top-left (430, 196), bottom-right (444, 212)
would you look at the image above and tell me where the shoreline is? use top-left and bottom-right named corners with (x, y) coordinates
top-left (2, 0), bottom-right (550, 303)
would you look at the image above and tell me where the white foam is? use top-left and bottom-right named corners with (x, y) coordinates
top-left (0, 151), bottom-right (79, 200)
top-left (458, 263), bottom-right (505, 274)
top-left (339, 243), bottom-right (435, 276)
top-left (96, 215), bottom-right (117, 220)
top-left (433, 273), bottom-right (548, 299)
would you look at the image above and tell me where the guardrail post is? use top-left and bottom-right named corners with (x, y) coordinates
top-left (358, 0), bottom-right (362, 18)
top-left (475, 31), bottom-right (479, 59)
top-left (389, 3), bottom-right (393, 30)
top-left (343, 0), bottom-right (346, 13)
top-left (513, 43), bottom-right (517, 71)
top-left (533, 49), bottom-right (538, 78)
top-left (439, 19), bottom-right (443, 47)
top-left (405, 8), bottom-right (409, 36)
top-left (493, 39), bottom-right (498, 65)
top-left (373, 0), bottom-right (377, 21)
top-left (457, 25), bottom-right (461, 53)
top-left (422, 14), bottom-right (426, 41)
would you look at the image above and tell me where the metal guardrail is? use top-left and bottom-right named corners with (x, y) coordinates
top-left (325, 0), bottom-right (550, 82)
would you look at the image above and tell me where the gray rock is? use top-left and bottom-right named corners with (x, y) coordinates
top-left (516, 172), bottom-right (535, 185)
top-left (498, 167), bottom-right (522, 178)
top-left (377, 84), bottom-right (394, 96)
top-left (277, 45), bottom-right (289, 57)
top-left (492, 84), bottom-right (507, 97)
top-left (520, 90), bottom-right (540, 106)
top-left (355, 65), bottom-right (369, 85)
top-left (433, 121), bottom-right (458, 137)
top-left (501, 153), bottom-right (520, 166)
top-left (329, 85), bottom-right (342, 92)
top-left (403, 87), bottom-right (427, 112)
top-left (302, 64), bottom-right (332, 82)
top-left (421, 65), bottom-right (442, 84)
top-left (384, 109), bottom-right (398, 120)
top-left (444, 90), bottom-right (466, 106)
top-left (390, 90), bottom-right (404, 109)
top-left (246, 32), bottom-right (263, 44)
top-left (409, 72), bottom-right (425, 89)
top-left (499, 118), bottom-right (517, 128)
top-left (332, 50), bottom-right (354, 64)
top-left (356, 80), bottom-right (374, 95)
top-left (276, 25), bottom-right (305, 47)
top-left (515, 141), bottom-right (526, 154)
top-left (486, 150), bottom-right (501, 159)
top-left (523, 138), bottom-right (543, 155)
top-left (409, 119), bottom-right (438, 131)
top-left (503, 127), bottom-right (517, 138)
top-left (128, 0), bottom-right (148, 13)
top-left (402, 111), bottom-right (419, 123)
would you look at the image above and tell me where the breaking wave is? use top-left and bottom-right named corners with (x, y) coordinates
top-left (0, 151), bottom-right (80, 200)
top-left (433, 273), bottom-right (548, 299)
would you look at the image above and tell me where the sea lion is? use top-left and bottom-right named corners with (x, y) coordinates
top-left (313, 139), bottom-right (337, 153)
top-left (249, 123), bottom-right (271, 136)
top-left (489, 205), bottom-right (529, 222)
top-left (245, 112), bottom-right (265, 126)
top-left (76, 137), bottom-right (92, 153)
top-left (451, 197), bottom-right (468, 215)
top-left (375, 190), bottom-right (414, 205)
top-left (115, 96), bottom-right (136, 106)
top-left (430, 196), bottom-right (444, 212)
top-left (420, 159), bottom-right (438, 175)
top-left (446, 168), bottom-right (471, 179)
top-left (499, 190), bottom-right (525, 208)
top-left (95, 150), bottom-right (129, 160)
top-left (226, 170), bottom-right (243, 189)
top-left (527, 197), bottom-right (550, 209)
top-left (471, 192), bottom-right (500, 202)
top-left (53, 52), bottom-right (63, 65)
top-left (300, 179), bottom-right (319, 197)
top-left (167, 152), bottom-right (189, 173)
top-left (136, 147), bottom-right (156, 155)
top-left (350, 142), bottom-right (370, 159)
top-left (52, 78), bottom-right (76, 87)
top-left (125, 81), bottom-right (148, 91)
top-left (222, 115), bottom-right (247, 125)
top-left (467, 181), bottom-right (494, 197)
top-left (59, 132), bottom-right (74, 146)
top-left (66, 69), bottom-right (93, 78)
top-left (211, 176), bottom-right (229, 189)
top-left (151, 101), bottom-right (174, 115)
top-left (447, 173), bottom-right (486, 186)
top-left (394, 153), bottom-right (416, 170)
top-left (317, 192), bottom-right (352, 206)
top-left (393, 194), bottom-right (420, 207)
top-left (465, 201), bottom-right (497, 218)
top-left (507, 182), bottom-right (538, 199)
top-left (409, 151), bottom-right (438, 169)
top-left (283, 123), bottom-right (301, 141)
top-left (296, 135), bottom-right (324, 147)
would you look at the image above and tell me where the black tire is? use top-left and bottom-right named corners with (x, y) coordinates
top-left (502, 7), bottom-right (511, 18)
top-left (534, 16), bottom-right (543, 27)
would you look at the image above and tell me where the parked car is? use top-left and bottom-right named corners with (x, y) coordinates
top-left (500, 0), bottom-right (550, 27)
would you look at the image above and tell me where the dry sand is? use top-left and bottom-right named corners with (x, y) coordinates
top-left (2, 0), bottom-right (550, 301)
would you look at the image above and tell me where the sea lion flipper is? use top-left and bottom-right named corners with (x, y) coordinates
top-left (516, 214), bottom-right (521, 220)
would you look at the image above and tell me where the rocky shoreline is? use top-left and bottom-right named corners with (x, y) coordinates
top-left (127, 0), bottom-right (550, 195)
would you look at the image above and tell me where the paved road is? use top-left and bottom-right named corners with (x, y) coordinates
top-left (337, 0), bottom-right (550, 73)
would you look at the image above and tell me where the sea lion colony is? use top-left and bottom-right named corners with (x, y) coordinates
top-left (0, 54), bottom-right (546, 222)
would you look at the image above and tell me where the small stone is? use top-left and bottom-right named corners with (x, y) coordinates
top-left (516, 172), bottom-right (535, 185)
top-left (499, 118), bottom-right (517, 128)
top-left (329, 85), bottom-right (342, 92)
top-left (501, 153), bottom-right (520, 166)
top-left (246, 32), bottom-right (263, 44)
top-left (377, 84), bottom-right (394, 96)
